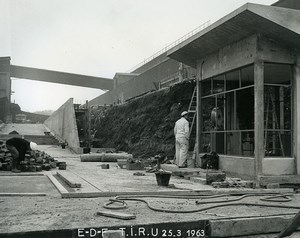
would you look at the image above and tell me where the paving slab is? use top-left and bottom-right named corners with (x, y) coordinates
top-left (0, 123), bottom-right (48, 136)
top-left (0, 175), bottom-right (59, 196)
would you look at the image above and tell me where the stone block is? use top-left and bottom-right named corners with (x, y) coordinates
top-left (206, 172), bottom-right (226, 185)
top-left (20, 165), bottom-right (28, 172)
top-left (50, 161), bottom-right (57, 168)
top-left (238, 181), bottom-right (254, 188)
top-left (43, 163), bottom-right (51, 171)
top-left (101, 164), bottom-right (110, 169)
top-left (190, 177), bottom-right (207, 185)
top-left (36, 166), bottom-right (42, 172)
top-left (59, 163), bottom-right (67, 170)
top-left (212, 181), bottom-right (229, 188)
top-left (127, 162), bottom-right (143, 170)
top-left (266, 183), bottom-right (280, 189)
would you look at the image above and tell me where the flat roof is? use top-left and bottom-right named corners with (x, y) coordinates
top-left (167, 3), bottom-right (300, 68)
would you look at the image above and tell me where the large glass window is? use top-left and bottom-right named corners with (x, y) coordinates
top-left (200, 63), bottom-right (292, 158)
top-left (264, 63), bottom-right (292, 157)
top-left (201, 65), bottom-right (254, 156)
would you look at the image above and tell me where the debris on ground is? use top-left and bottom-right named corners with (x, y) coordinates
top-left (133, 172), bottom-right (145, 176)
top-left (126, 158), bottom-right (144, 170)
top-left (212, 178), bottom-right (255, 188)
top-left (206, 171), bottom-right (226, 185)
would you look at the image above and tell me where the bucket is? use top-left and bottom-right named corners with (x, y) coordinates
top-left (155, 172), bottom-right (171, 186)
top-left (187, 158), bottom-right (195, 168)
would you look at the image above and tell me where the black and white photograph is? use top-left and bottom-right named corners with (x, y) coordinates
top-left (0, 0), bottom-right (300, 237)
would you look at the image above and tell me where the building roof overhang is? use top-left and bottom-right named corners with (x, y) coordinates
top-left (167, 3), bottom-right (300, 68)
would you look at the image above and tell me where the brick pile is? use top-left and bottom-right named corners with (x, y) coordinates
top-left (0, 140), bottom-right (62, 172)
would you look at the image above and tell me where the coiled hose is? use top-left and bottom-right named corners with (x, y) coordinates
top-left (103, 193), bottom-right (299, 213)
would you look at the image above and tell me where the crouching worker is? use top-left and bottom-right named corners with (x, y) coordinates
top-left (5, 137), bottom-right (38, 173)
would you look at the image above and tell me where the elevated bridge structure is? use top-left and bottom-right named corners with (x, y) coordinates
top-left (0, 56), bottom-right (113, 121)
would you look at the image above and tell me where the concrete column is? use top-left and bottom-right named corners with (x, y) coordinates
top-left (196, 61), bottom-right (204, 160)
top-left (294, 54), bottom-right (300, 175)
top-left (254, 60), bottom-right (264, 185)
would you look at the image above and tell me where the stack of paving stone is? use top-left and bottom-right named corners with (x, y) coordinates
top-left (211, 178), bottom-right (254, 188)
top-left (0, 140), bottom-right (60, 172)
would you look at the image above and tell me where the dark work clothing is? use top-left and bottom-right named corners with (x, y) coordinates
top-left (6, 138), bottom-right (31, 164)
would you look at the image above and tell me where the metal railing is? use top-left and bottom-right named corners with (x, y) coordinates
top-left (128, 20), bottom-right (210, 73)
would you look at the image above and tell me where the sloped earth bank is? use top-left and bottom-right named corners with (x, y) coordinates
top-left (93, 80), bottom-right (195, 159)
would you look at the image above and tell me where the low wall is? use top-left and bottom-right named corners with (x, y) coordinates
top-left (44, 98), bottom-right (80, 153)
top-left (262, 157), bottom-right (295, 175)
top-left (219, 156), bottom-right (255, 179)
top-left (218, 155), bottom-right (295, 179)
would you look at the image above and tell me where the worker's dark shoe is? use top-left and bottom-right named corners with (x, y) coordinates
top-left (11, 168), bottom-right (21, 173)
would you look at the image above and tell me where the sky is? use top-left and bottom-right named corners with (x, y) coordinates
top-left (0, 0), bottom-right (277, 112)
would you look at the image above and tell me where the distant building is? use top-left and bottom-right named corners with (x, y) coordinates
top-left (15, 114), bottom-right (27, 123)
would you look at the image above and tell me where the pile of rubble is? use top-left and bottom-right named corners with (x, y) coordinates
top-left (0, 141), bottom-right (65, 172)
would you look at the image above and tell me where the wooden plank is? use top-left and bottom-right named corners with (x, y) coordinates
top-left (96, 211), bottom-right (136, 220)
top-left (47, 173), bottom-right (69, 196)
top-left (277, 211), bottom-right (300, 238)
top-left (0, 193), bottom-right (46, 196)
top-left (0, 172), bottom-right (44, 176)
top-left (56, 171), bottom-right (82, 188)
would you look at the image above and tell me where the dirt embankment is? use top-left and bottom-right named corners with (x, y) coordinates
top-left (92, 81), bottom-right (195, 159)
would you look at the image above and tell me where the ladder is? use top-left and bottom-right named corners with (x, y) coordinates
top-left (264, 88), bottom-right (285, 156)
top-left (187, 86), bottom-right (197, 151)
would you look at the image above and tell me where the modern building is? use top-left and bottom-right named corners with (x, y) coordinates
top-left (167, 1), bottom-right (300, 184)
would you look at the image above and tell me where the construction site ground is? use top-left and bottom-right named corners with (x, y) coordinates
top-left (0, 124), bottom-right (300, 238)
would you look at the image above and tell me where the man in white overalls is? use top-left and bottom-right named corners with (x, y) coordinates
top-left (174, 111), bottom-right (189, 168)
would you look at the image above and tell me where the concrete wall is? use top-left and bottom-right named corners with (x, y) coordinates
top-left (131, 52), bottom-right (169, 74)
top-left (113, 73), bottom-right (139, 89)
top-left (219, 156), bottom-right (296, 179)
top-left (44, 98), bottom-right (80, 153)
top-left (262, 157), bottom-right (295, 175)
top-left (0, 57), bottom-right (11, 101)
top-left (219, 156), bottom-right (255, 179)
top-left (0, 57), bottom-right (11, 122)
top-left (90, 56), bottom-right (181, 106)
top-left (197, 35), bottom-right (294, 81)
top-left (272, 0), bottom-right (300, 10)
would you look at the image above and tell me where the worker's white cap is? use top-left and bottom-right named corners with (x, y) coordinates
top-left (30, 142), bottom-right (38, 150)
top-left (181, 111), bottom-right (188, 116)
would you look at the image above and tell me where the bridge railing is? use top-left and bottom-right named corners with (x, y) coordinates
top-left (128, 20), bottom-right (210, 73)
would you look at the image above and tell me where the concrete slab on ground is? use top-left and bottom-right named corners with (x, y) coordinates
top-left (0, 175), bottom-right (59, 196)
top-left (0, 123), bottom-right (48, 136)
